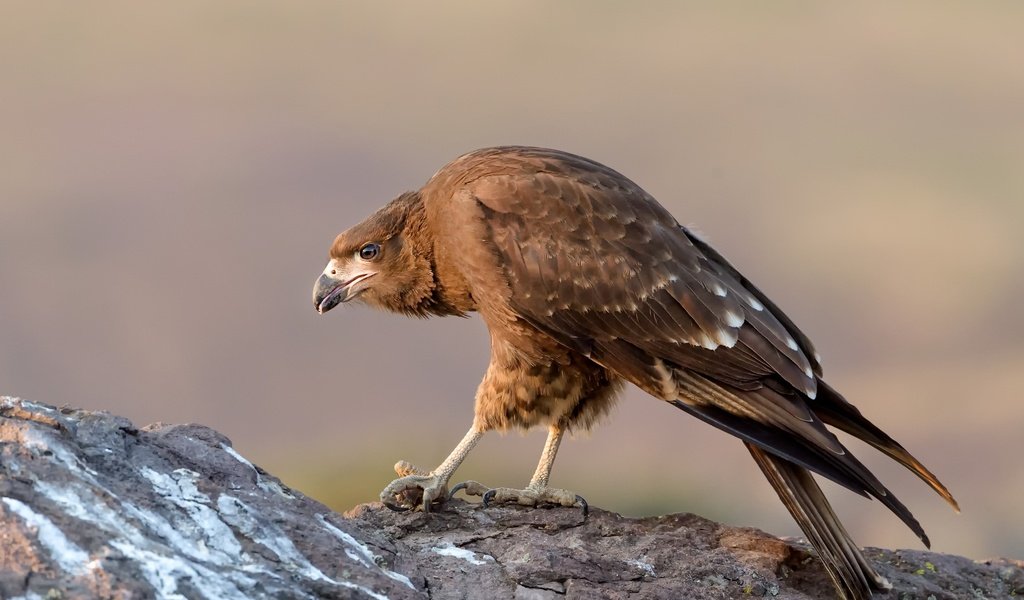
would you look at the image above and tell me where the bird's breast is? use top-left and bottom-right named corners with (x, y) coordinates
top-left (473, 340), bottom-right (621, 433)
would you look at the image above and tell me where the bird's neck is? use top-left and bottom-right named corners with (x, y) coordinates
top-left (396, 195), bottom-right (476, 317)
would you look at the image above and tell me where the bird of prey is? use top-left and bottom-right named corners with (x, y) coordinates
top-left (312, 146), bottom-right (958, 600)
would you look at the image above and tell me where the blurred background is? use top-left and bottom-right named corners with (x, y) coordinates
top-left (2, 2), bottom-right (1021, 560)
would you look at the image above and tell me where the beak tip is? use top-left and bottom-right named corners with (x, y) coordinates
top-left (313, 290), bottom-right (342, 315)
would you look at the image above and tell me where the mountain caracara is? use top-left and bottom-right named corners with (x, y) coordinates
top-left (312, 146), bottom-right (958, 600)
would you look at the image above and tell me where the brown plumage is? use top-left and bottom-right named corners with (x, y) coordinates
top-left (312, 146), bottom-right (958, 600)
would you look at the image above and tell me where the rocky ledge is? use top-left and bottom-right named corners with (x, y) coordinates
top-left (0, 397), bottom-right (1020, 599)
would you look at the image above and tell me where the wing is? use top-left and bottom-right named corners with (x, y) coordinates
top-left (462, 147), bottom-right (819, 398)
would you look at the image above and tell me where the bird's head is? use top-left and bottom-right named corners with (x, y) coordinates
top-left (312, 192), bottom-right (435, 316)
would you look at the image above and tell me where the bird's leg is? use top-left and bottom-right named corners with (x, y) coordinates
top-left (525, 421), bottom-right (565, 488)
top-left (379, 424), bottom-right (483, 512)
top-left (450, 424), bottom-right (588, 515)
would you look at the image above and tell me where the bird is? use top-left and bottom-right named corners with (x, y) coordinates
top-left (312, 146), bottom-right (958, 600)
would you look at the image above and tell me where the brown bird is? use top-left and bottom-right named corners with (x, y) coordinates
top-left (312, 146), bottom-right (958, 600)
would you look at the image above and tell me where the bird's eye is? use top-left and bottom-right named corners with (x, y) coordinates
top-left (358, 243), bottom-right (381, 261)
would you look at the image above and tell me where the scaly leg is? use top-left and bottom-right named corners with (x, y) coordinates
top-left (450, 424), bottom-right (588, 515)
top-left (379, 424), bottom-right (483, 512)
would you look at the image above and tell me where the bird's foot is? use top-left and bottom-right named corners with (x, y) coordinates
top-left (379, 460), bottom-right (449, 513)
top-left (449, 480), bottom-right (588, 517)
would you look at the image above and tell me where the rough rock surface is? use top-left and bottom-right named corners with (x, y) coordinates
top-left (1, 397), bottom-right (1021, 600)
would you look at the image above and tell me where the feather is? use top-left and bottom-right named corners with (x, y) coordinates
top-left (746, 443), bottom-right (891, 600)
top-left (814, 380), bottom-right (959, 512)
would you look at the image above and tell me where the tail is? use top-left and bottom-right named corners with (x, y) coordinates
top-left (814, 381), bottom-right (960, 512)
top-left (746, 443), bottom-right (892, 600)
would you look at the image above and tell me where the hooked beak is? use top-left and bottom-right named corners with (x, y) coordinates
top-left (312, 270), bottom-right (375, 314)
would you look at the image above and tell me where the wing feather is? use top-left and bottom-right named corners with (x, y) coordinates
top-left (470, 158), bottom-right (815, 396)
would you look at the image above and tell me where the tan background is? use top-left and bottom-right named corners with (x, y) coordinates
top-left (2, 2), bottom-right (1021, 560)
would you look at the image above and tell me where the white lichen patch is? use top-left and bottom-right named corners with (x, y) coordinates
top-left (142, 468), bottom-right (209, 502)
top-left (628, 558), bottom-right (657, 578)
top-left (1, 396), bottom-right (56, 415)
top-left (217, 499), bottom-right (394, 599)
top-left (35, 480), bottom-right (114, 527)
top-left (2, 497), bottom-right (90, 574)
top-left (430, 541), bottom-right (495, 566)
top-left (139, 468), bottom-right (244, 563)
top-left (121, 492), bottom-right (236, 565)
top-left (317, 513), bottom-right (415, 589)
top-left (217, 495), bottom-right (330, 582)
top-left (33, 471), bottom-right (390, 599)
top-left (33, 478), bottom-right (264, 599)
top-left (220, 443), bottom-right (294, 498)
top-left (109, 540), bottom-right (252, 600)
top-left (335, 580), bottom-right (392, 600)
top-left (20, 428), bottom-right (99, 480)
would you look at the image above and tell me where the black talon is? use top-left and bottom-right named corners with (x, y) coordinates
top-left (448, 482), bottom-right (468, 501)
top-left (382, 500), bottom-right (410, 513)
top-left (575, 495), bottom-right (589, 518)
top-left (482, 489), bottom-right (496, 507)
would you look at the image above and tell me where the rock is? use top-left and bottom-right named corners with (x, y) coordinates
top-left (1, 397), bottom-right (1021, 600)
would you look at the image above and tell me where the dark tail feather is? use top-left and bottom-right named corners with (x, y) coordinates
top-left (669, 396), bottom-right (932, 546)
top-left (814, 380), bottom-right (960, 512)
top-left (746, 442), bottom-right (891, 600)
